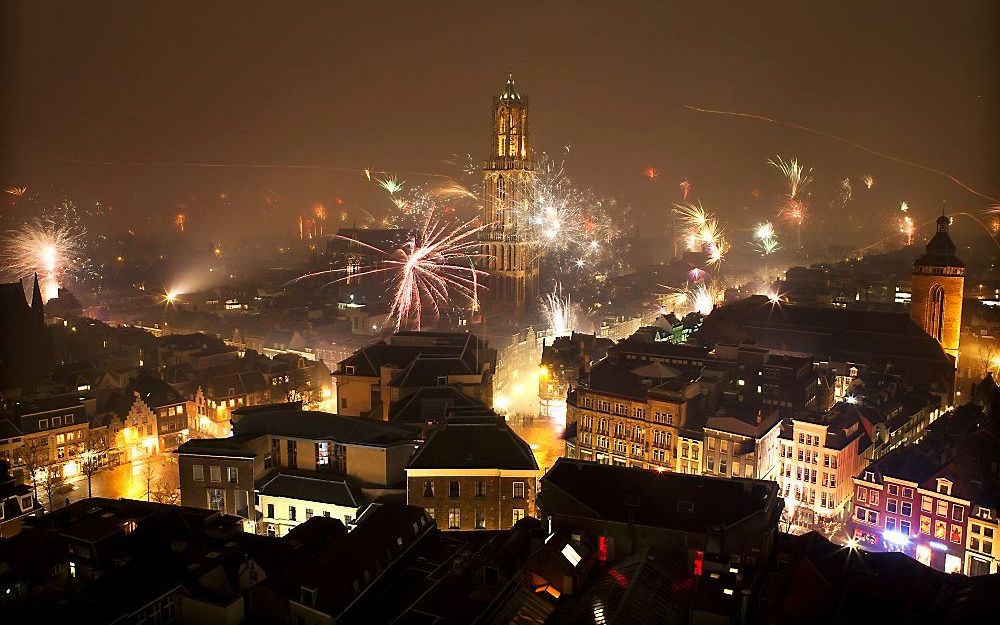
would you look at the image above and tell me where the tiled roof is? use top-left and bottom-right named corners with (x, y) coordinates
top-left (407, 413), bottom-right (537, 471)
top-left (541, 458), bottom-right (779, 532)
top-left (234, 408), bottom-right (418, 447)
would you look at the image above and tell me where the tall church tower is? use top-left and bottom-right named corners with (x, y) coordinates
top-left (478, 74), bottom-right (540, 319)
top-left (910, 215), bottom-right (964, 363)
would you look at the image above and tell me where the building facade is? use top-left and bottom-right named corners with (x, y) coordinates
top-left (406, 412), bottom-right (538, 530)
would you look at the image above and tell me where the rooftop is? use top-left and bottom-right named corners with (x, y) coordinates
top-left (407, 412), bottom-right (538, 471)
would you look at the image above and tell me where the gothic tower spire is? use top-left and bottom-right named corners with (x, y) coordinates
top-left (478, 75), bottom-right (540, 320)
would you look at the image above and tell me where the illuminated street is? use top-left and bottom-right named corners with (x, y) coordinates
top-left (56, 455), bottom-right (178, 510)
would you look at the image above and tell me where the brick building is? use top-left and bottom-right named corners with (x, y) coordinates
top-left (406, 410), bottom-right (538, 530)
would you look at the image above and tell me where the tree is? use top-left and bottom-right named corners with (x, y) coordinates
top-left (79, 427), bottom-right (113, 499)
top-left (38, 466), bottom-right (70, 511)
top-left (18, 439), bottom-right (50, 502)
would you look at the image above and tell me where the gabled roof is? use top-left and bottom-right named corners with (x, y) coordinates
top-left (128, 374), bottom-right (186, 408)
top-left (389, 355), bottom-right (474, 387)
top-left (407, 413), bottom-right (537, 471)
top-left (389, 386), bottom-right (484, 423)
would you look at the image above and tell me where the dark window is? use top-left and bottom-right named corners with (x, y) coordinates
top-left (423, 481), bottom-right (434, 497)
top-left (269, 438), bottom-right (281, 467)
top-left (449, 480), bottom-right (460, 498)
top-left (287, 440), bottom-right (297, 467)
top-left (474, 480), bottom-right (486, 498)
top-left (267, 503), bottom-right (275, 518)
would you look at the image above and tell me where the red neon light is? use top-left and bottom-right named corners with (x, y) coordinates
top-left (693, 550), bottom-right (704, 576)
top-left (598, 536), bottom-right (608, 562)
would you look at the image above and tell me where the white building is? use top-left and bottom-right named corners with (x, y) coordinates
top-left (257, 473), bottom-right (363, 537)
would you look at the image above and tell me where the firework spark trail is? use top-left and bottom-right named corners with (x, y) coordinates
top-left (769, 156), bottom-right (813, 199)
top-left (684, 105), bottom-right (1000, 205)
top-left (2, 220), bottom-right (83, 301)
top-left (680, 180), bottom-right (691, 200)
top-left (3, 151), bottom-right (452, 181)
top-left (863, 175), bottom-right (875, 190)
top-left (543, 284), bottom-right (578, 337)
top-left (293, 211), bottom-right (486, 330)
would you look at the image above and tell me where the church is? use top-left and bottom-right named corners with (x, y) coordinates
top-left (476, 75), bottom-right (540, 321)
top-left (909, 214), bottom-right (964, 365)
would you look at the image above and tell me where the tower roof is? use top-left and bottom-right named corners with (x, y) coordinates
top-left (498, 73), bottom-right (521, 101)
top-left (914, 214), bottom-right (964, 268)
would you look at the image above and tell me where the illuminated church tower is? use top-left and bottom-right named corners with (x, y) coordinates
top-left (910, 214), bottom-right (964, 363)
top-left (478, 74), bottom-right (540, 319)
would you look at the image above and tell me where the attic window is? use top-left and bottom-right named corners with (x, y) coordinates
top-left (345, 365), bottom-right (356, 375)
top-left (937, 478), bottom-right (952, 496)
top-left (436, 376), bottom-right (447, 386)
top-left (677, 501), bottom-right (695, 513)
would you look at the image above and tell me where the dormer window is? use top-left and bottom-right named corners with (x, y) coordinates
top-left (345, 365), bottom-right (355, 375)
top-left (937, 478), bottom-right (952, 496)
top-left (436, 376), bottom-right (447, 386)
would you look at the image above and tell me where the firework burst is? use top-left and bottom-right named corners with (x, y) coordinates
top-left (296, 210), bottom-right (485, 330)
top-left (378, 175), bottom-right (405, 195)
top-left (660, 281), bottom-right (722, 317)
top-left (674, 201), bottom-right (728, 266)
top-left (863, 175), bottom-right (875, 190)
top-left (898, 201), bottom-right (914, 245)
top-left (2, 220), bottom-right (84, 301)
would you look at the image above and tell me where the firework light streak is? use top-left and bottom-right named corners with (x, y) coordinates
top-left (294, 211), bottom-right (485, 331)
top-left (2, 220), bottom-right (83, 302)
top-left (863, 175), bottom-right (875, 190)
top-left (680, 180), bottom-right (691, 201)
top-left (174, 213), bottom-right (186, 232)
top-left (6, 186), bottom-right (27, 196)
top-left (543, 284), bottom-right (578, 337)
top-left (644, 167), bottom-right (659, 181)
top-left (685, 104), bottom-right (1000, 204)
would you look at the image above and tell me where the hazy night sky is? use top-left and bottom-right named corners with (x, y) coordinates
top-left (2, 1), bottom-right (998, 255)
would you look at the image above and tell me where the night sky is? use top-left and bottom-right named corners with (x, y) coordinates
top-left (2, 1), bottom-right (997, 253)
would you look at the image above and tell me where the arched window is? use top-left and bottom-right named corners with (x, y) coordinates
top-left (925, 283), bottom-right (945, 341)
top-left (496, 174), bottom-right (505, 201)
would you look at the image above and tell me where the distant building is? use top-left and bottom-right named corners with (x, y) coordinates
top-left (696, 294), bottom-right (957, 401)
top-left (0, 275), bottom-right (53, 390)
top-left (910, 214), bottom-right (965, 363)
top-left (333, 331), bottom-right (495, 420)
top-left (406, 410), bottom-right (538, 530)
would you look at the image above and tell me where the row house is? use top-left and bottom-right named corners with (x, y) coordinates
top-left (703, 407), bottom-right (784, 482)
top-left (565, 354), bottom-right (725, 472)
top-left (176, 404), bottom-right (419, 535)
top-left (405, 410), bottom-right (538, 531)
top-left (777, 402), bottom-right (870, 533)
top-left (850, 414), bottom-right (1000, 575)
top-left (8, 394), bottom-right (93, 480)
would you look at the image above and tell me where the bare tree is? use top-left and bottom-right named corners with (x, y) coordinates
top-left (150, 458), bottom-right (181, 505)
top-left (17, 440), bottom-right (49, 501)
top-left (142, 459), bottom-right (155, 502)
top-left (974, 339), bottom-right (1000, 379)
top-left (79, 427), bottom-right (113, 499)
top-left (38, 467), bottom-right (69, 511)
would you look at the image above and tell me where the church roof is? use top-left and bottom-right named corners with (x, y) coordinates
top-left (914, 215), bottom-right (964, 268)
